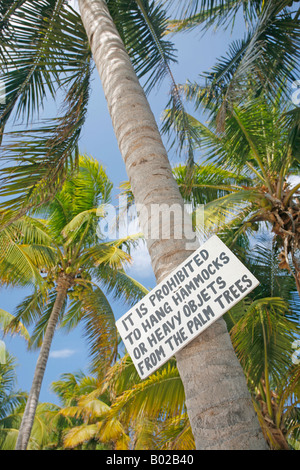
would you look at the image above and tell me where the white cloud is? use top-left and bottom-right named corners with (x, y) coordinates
top-left (50, 349), bottom-right (76, 359)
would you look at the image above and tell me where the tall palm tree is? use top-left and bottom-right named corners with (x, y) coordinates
top-left (0, 155), bottom-right (146, 450)
top-left (77, 0), bottom-right (267, 450)
top-left (1, 0), bottom-right (267, 449)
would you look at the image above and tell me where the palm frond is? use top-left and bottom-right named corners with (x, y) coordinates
top-left (157, 413), bottom-right (195, 450)
top-left (0, 1), bottom-right (93, 216)
top-left (164, 0), bottom-right (262, 28)
top-left (0, 308), bottom-right (30, 341)
top-left (109, 361), bottom-right (185, 424)
top-left (108, 0), bottom-right (177, 93)
top-left (96, 266), bottom-right (148, 307)
top-left (231, 296), bottom-right (300, 387)
top-left (79, 287), bottom-right (119, 377)
top-left (192, 1), bottom-right (300, 125)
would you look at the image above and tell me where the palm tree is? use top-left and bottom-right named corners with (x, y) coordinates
top-left (0, 155), bottom-right (147, 450)
top-left (77, 0), bottom-right (268, 450)
top-left (1, 0), bottom-right (267, 449)
top-left (168, 93), bottom-right (300, 298)
top-left (227, 239), bottom-right (300, 449)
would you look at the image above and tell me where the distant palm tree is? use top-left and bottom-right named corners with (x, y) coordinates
top-left (0, 155), bottom-right (146, 450)
top-left (51, 371), bottom-right (129, 450)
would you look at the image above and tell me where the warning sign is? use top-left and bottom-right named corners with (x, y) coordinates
top-left (116, 235), bottom-right (259, 379)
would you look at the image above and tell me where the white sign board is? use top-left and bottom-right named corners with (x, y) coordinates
top-left (116, 235), bottom-right (259, 379)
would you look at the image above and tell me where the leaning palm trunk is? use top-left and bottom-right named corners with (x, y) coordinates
top-left (15, 274), bottom-right (72, 450)
top-left (78, 0), bottom-right (267, 450)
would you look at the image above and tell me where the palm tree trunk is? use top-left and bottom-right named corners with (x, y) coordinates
top-left (15, 275), bottom-right (71, 450)
top-left (78, 0), bottom-right (268, 450)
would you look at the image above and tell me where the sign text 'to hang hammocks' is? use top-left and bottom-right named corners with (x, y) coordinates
top-left (116, 235), bottom-right (259, 379)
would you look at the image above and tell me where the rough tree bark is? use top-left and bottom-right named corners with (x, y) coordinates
top-left (78, 0), bottom-right (268, 450)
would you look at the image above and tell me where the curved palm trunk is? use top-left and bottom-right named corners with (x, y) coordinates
top-left (78, 0), bottom-right (268, 450)
top-left (15, 275), bottom-right (71, 450)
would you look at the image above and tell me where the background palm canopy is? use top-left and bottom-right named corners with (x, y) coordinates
top-left (164, 0), bottom-right (300, 125)
top-left (0, 154), bottom-right (147, 449)
top-left (169, 93), bottom-right (300, 295)
top-left (2, 154), bottom-right (146, 374)
top-left (1, 0), bottom-right (299, 453)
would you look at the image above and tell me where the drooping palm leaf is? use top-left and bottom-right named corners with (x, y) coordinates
top-left (0, 309), bottom-right (30, 340)
top-left (231, 297), bottom-right (300, 386)
top-left (0, 0), bottom-right (93, 216)
top-left (108, 0), bottom-right (177, 93)
top-left (165, 1), bottom-right (300, 128)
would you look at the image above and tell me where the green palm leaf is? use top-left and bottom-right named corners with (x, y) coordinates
top-left (0, 1), bottom-right (93, 215)
top-left (166, 1), bottom-right (300, 127)
top-left (109, 360), bottom-right (185, 424)
top-left (231, 297), bottom-right (300, 386)
top-left (0, 309), bottom-right (30, 341)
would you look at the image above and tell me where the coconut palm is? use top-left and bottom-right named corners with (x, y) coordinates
top-left (78, 1), bottom-right (268, 450)
top-left (168, 93), bottom-right (300, 297)
top-left (0, 155), bottom-right (146, 450)
top-left (226, 239), bottom-right (300, 450)
top-left (1, 0), bottom-right (268, 450)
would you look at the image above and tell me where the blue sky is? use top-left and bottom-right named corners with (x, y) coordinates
top-left (0, 9), bottom-right (246, 405)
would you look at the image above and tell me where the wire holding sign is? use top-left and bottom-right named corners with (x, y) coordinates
top-left (116, 235), bottom-right (260, 379)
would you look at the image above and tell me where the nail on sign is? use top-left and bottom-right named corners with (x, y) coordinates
top-left (116, 235), bottom-right (259, 379)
